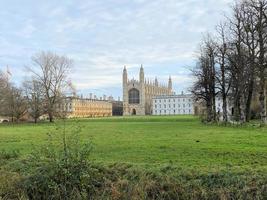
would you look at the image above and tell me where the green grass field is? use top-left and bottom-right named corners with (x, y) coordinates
top-left (1, 115), bottom-right (267, 173)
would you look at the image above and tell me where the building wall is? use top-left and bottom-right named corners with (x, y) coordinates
top-left (62, 97), bottom-right (112, 118)
top-left (112, 101), bottom-right (123, 116)
top-left (123, 66), bottom-right (173, 115)
top-left (152, 94), bottom-right (194, 115)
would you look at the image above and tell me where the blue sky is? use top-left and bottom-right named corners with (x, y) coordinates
top-left (0, 0), bottom-right (231, 99)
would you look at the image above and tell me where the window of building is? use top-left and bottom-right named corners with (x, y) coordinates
top-left (128, 88), bottom-right (140, 104)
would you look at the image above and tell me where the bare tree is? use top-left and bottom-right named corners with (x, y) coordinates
top-left (192, 35), bottom-right (217, 122)
top-left (215, 23), bottom-right (232, 123)
top-left (23, 79), bottom-right (44, 123)
top-left (0, 70), bottom-right (8, 114)
top-left (250, 0), bottom-right (267, 125)
top-left (27, 51), bottom-right (73, 122)
top-left (239, 1), bottom-right (258, 122)
top-left (227, 2), bottom-right (250, 123)
top-left (0, 70), bottom-right (13, 117)
top-left (5, 86), bottom-right (28, 122)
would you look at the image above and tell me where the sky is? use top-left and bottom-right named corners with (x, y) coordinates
top-left (0, 0), bottom-right (232, 99)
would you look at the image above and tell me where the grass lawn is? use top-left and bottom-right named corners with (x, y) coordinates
top-left (0, 115), bottom-right (267, 173)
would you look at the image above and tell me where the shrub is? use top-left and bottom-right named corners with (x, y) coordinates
top-left (19, 121), bottom-right (103, 199)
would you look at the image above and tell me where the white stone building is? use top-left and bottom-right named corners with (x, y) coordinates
top-left (152, 93), bottom-right (194, 115)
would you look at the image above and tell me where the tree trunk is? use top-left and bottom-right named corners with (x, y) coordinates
top-left (222, 93), bottom-right (228, 123)
top-left (206, 100), bottom-right (213, 122)
top-left (259, 80), bottom-right (266, 125)
top-left (48, 112), bottom-right (53, 122)
top-left (245, 79), bottom-right (254, 122)
top-left (240, 94), bottom-right (246, 123)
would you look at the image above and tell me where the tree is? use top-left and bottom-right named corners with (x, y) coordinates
top-left (7, 86), bottom-right (28, 122)
top-left (250, 0), bottom-right (267, 125)
top-left (23, 79), bottom-right (44, 123)
top-left (192, 35), bottom-right (217, 122)
top-left (215, 23), bottom-right (232, 123)
top-left (27, 51), bottom-right (73, 122)
top-left (227, 2), bottom-right (250, 123)
top-left (240, 1), bottom-right (258, 122)
top-left (0, 70), bottom-right (9, 115)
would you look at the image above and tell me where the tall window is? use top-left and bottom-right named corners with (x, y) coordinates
top-left (128, 88), bottom-right (140, 104)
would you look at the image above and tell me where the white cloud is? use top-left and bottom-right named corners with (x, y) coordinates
top-left (0, 0), bottom-right (232, 97)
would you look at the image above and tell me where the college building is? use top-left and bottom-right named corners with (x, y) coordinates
top-left (123, 65), bottom-right (174, 115)
top-left (152, 93), bottom-right (195, 115)
top-left (61, 97), bottom-right (113, 118)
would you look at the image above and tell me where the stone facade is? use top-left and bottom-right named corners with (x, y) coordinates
top-left (61, 97), bottom-right (112, 118)
top-left (123, 65), bottom-right (173, 115)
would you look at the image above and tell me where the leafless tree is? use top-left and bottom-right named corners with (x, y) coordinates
top-left (249, 0), bottom-right (267, 125)
top-left (215, 23), bottom-right (232, 123)
top-left (227, 2), bottom-right (250, 123)
top-left (23, 79), bottom-right (44, 123)
top-left (5, 86), bottom-right (28, 122)
top-left (27, 51), bottom-right (73, 122)
top-left (192, 36), bottom-right (217, 122)
top-left (0, 70), bottom-right (12, 117)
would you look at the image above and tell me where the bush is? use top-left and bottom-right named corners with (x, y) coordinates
top-left (19, 121), bottom-right (103, 199)
top-left (0, 170), bottom-right (26, 199)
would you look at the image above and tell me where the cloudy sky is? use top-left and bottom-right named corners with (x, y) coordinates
top-left (0, 0), bottom-right (232, 99)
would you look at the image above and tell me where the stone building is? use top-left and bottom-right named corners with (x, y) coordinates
top-left (61, 97), bottom-right (112, 118)
top-left (123, 65), bottom-right (173, 115)
top-left (152, 93), bottom-right (195, 115)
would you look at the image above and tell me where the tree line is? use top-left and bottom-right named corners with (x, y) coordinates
top-left (192, 0), bottom-right (267, 125)
top-left (0, 51), bottom-right (74, 123)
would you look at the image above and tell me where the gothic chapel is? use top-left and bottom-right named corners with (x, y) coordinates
top-left (123, 65), bottom-right (173, 115)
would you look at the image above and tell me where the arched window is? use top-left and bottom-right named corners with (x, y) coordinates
top-left (128, 88), bottom-right (140, 104)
